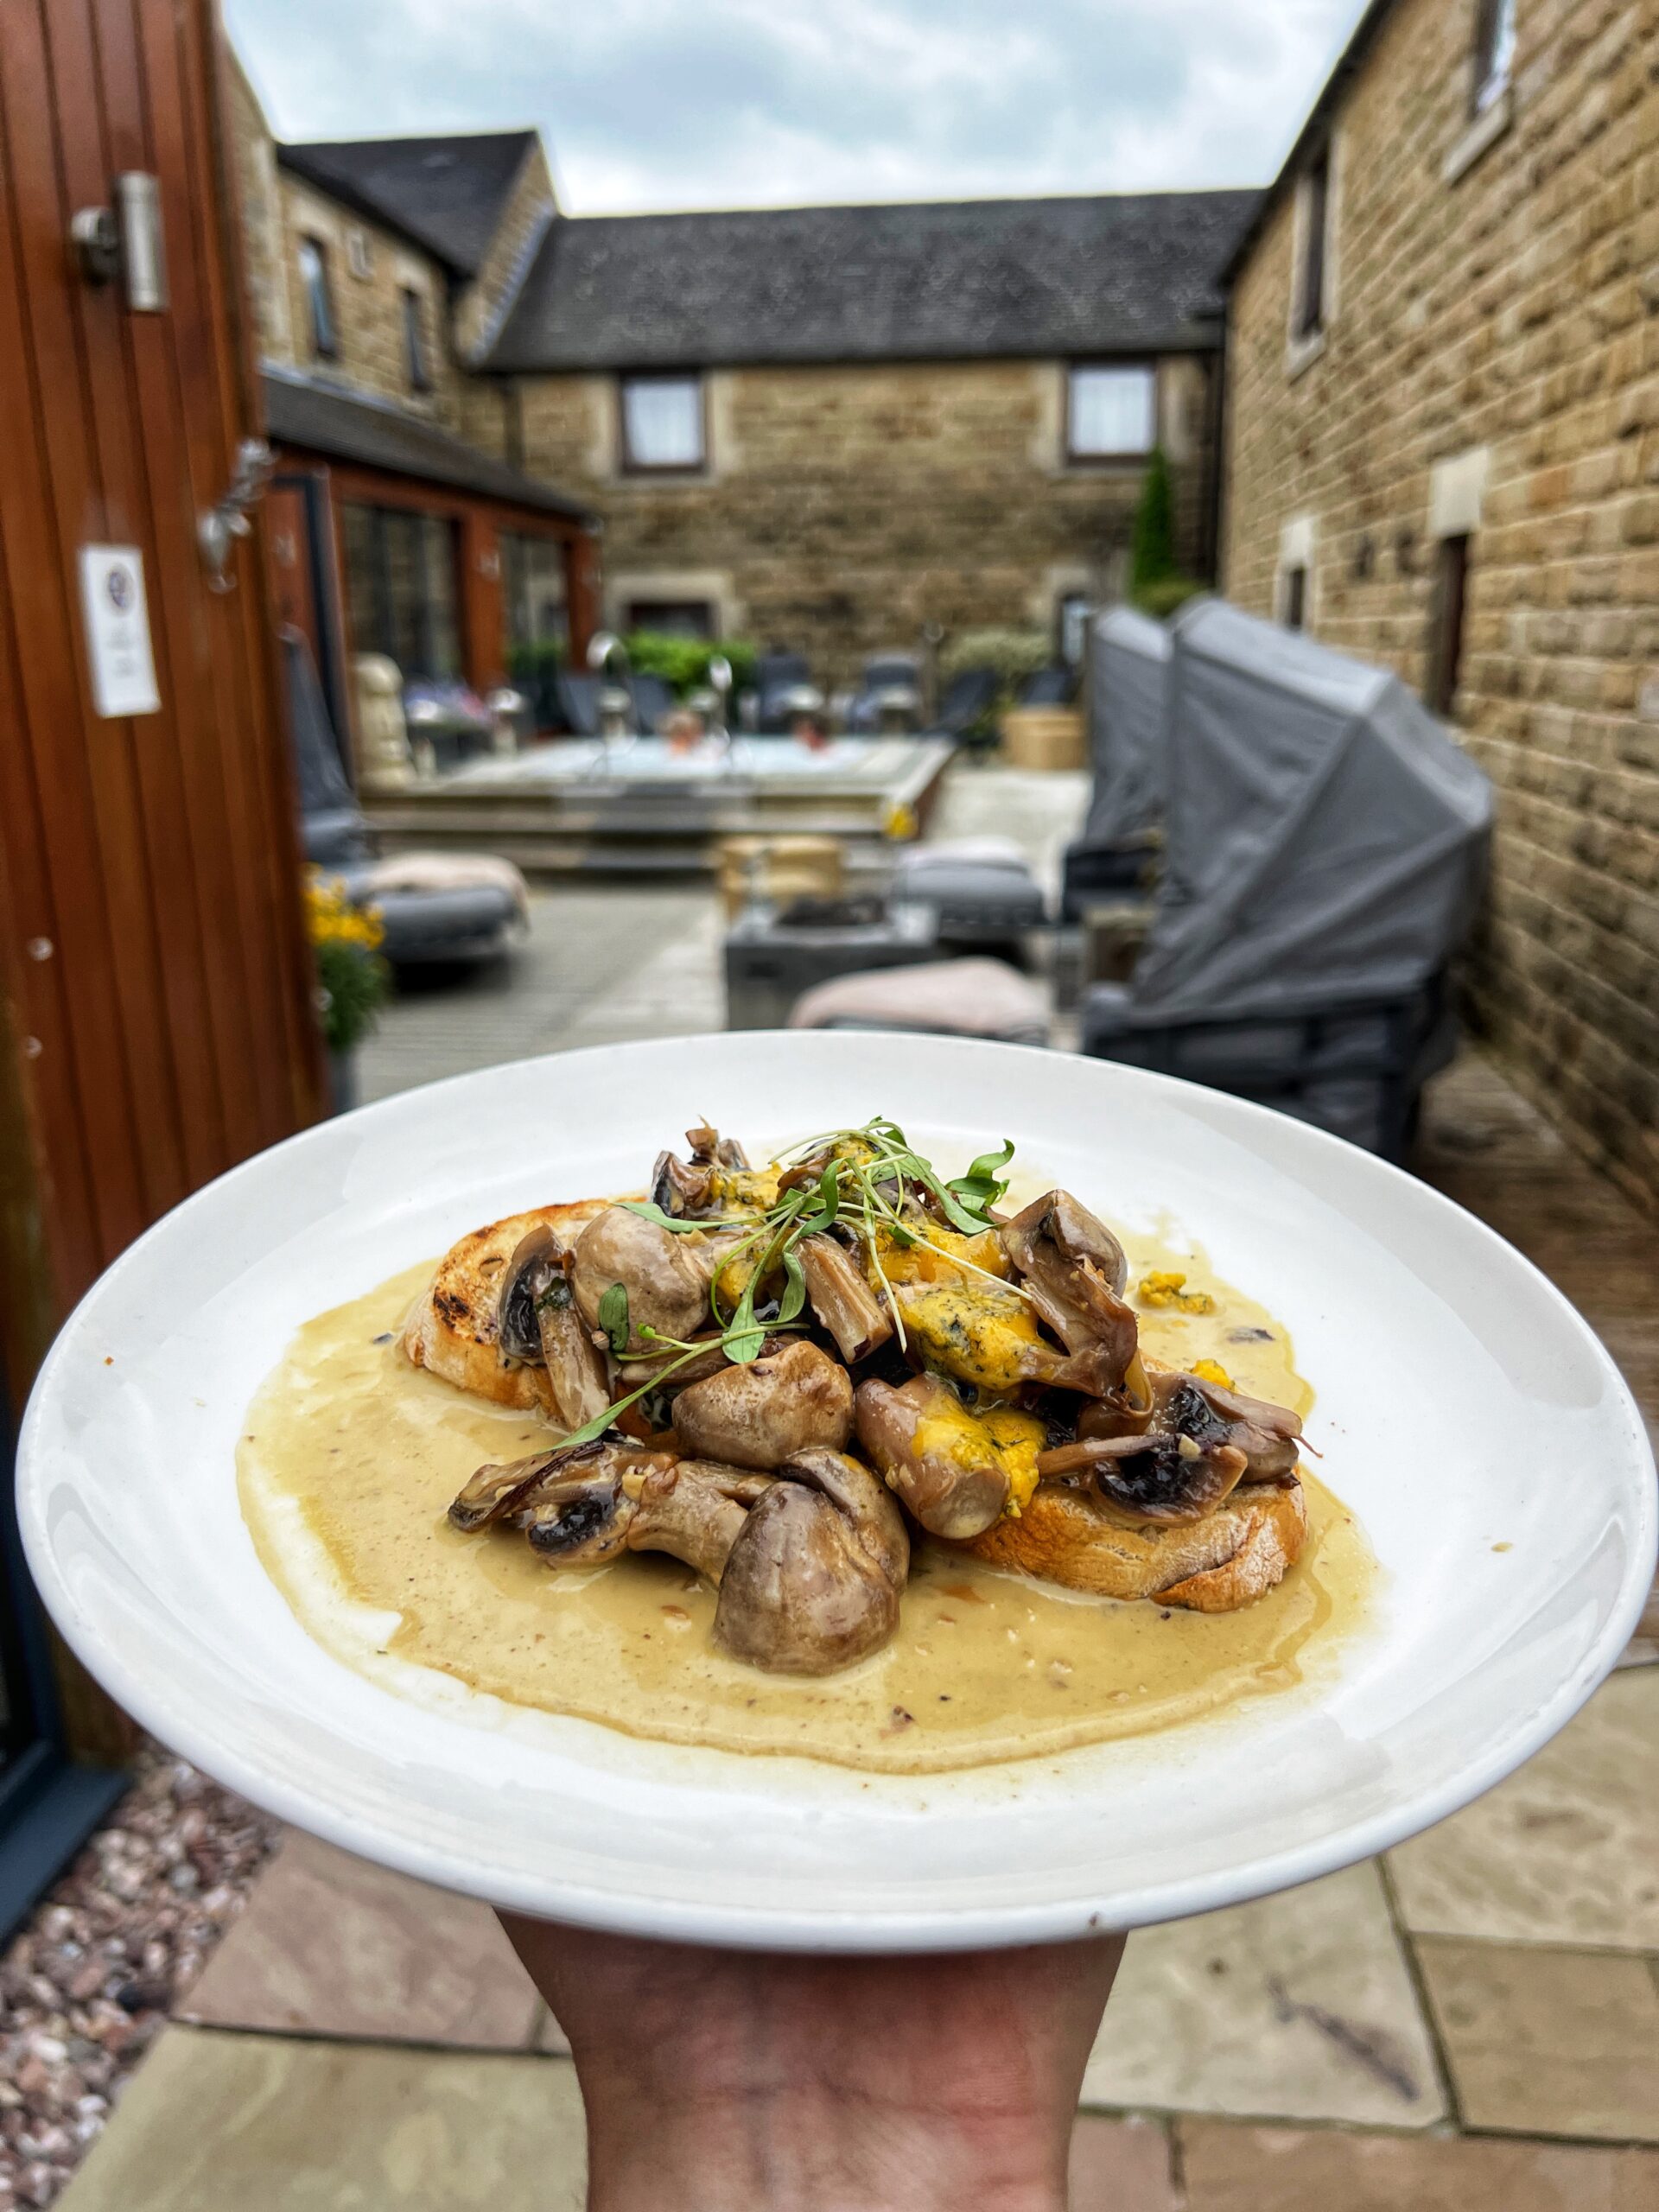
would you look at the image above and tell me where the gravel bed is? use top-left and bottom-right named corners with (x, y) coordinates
top-left (0, 1747), bottom-right (280, 2209)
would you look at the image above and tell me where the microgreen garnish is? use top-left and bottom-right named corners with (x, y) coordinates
top-left (546, 1119), bottom-right (1033, 1445)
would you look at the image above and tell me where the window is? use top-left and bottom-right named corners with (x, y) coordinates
top-left (1471, 0), bottom-right (1517, 113)
top-left (297, 237), bottom-right (337, 359)
top-left (1283, 565), bottom-right (1308, 632)
top-left (1066, 365), bottom-right (1156, 461)
top-left (340, 503), bottom-right (461, 681)
top-left (624, 599), bottom-right (714, 638)
top-left (620, 374), bottom-right (705, 473)
top-left (403, 288), bottom-right (432, 394)
top-left (1296, 145), bottom-right (1331, 340)
top-left (1427, 535), bottom-right (1471, 716)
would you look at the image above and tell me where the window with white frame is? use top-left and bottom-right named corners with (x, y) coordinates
top-left (620, 373), bottom-right (705, 473)
top-left (297, 237), bottom-right (338, 359)
top-left (1066, 365), bottom-right (1157, 461)
top-left (1471, 0), bottom-right (1517, 113)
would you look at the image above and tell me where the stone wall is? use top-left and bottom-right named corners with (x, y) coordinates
top-left (227, 55), bottom-right (293, 365)
top-left (274, 176), bottom-right (465, 432)
top-left (1223, 0), bottom-right (1658, 1204)
top-left (455, 143), bottom-right (557, 366)
top-left (516, 353), bottom-right (1217, 686)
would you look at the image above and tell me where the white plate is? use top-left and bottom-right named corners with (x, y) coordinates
top-left (18, 1033), bottom-right (1656, 1951)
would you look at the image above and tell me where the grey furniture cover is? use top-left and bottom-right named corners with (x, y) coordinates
top-left (1079, 606), bottom-right (1170, 847)
top-left (1119, 599), bottom-right (1493, 1025)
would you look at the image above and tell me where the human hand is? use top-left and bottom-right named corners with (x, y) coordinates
top-left (504, 1915), bottom-right (1122, 2212)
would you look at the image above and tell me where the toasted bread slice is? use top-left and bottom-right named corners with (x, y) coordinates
top-left (402, 1199), bottom-right (609, 1414)
top-left (962, 1478), bottom-right (1307, 1612)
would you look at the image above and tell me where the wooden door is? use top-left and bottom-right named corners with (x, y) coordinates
top-left (0, 0), bottom-right (325, 1753)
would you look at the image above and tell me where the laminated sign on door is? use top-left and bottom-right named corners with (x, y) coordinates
top-left (79, 544), bottom-right (161, 719)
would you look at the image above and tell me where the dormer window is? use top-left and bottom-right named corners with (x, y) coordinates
top-left (1471, 0), bottom-right (1517, 113)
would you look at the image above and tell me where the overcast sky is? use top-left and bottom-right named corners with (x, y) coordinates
top-left (226, 0), bottom-right (1365, 214)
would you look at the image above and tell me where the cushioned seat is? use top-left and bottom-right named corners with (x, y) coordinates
top-left (892, 839), bottom-right (1046, 944)
top-left (789, 957), bottom-right (1049, 1044)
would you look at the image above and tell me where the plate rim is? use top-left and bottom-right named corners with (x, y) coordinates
top-left (18, 1032), bottom-right (1658, 1950)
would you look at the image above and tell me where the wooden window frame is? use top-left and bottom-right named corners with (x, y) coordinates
top-left (298, 235), bottom-right (338, 360)
top-left (1295, 145), bottom-right (1331, 342)
top-left (402, 286), bottom-right (432, 395)
top-left (1064, 360), bottom-right (1160, 466)
top-left (618, 372), bottom-right (708, 477)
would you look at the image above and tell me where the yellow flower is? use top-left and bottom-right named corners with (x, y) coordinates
top-left (304, 872), bottom-right (385, 952)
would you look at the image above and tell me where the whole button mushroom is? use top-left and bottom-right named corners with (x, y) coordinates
top-left (673, 1338), bottom-right (853, 1470)
top-left (714, 1449), bottom-right (909, 1676)
top-left (854, 1373), bottom-right (1011, 1539)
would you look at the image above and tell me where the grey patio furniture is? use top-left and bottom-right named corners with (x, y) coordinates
top-left (725, 898), bottom-right (937, 1028)
top-left (1016, 664), bottom-right (1077, 707)
top-left (284, 629), bottom-right (525, 969)
top-left (1079, 599), bottom-right (1493, 1160)
top-left (937, 666), bottom-right (1001, 747)
top-left (556, 670), bottom-right (676, 736)
top-left (1061, 606), bottom-right (1170, 917)
top-left (755, 651), bottom-right (813, 727)
top-left (892, 836), bottom-right (1046, 958)
top-left (848, 652), bottom-right (923, 733)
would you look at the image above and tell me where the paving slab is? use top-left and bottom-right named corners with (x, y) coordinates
top-left (1387, 1669), bottom-right (1659, 1948)
top-left (1067, 2113), bottom-right (1180, 2209)
top-left (56, 2028), bottom-right (586, 2211)
top-left (1177, 2120), bottom-right (1659, 2209)
top-left (1415, 1937), bottom-right (1659, 2143)
top-left (177, 1830), bottom-right (541, 2049)
top-left (1081, 1860), bottom-right (1444, 2128)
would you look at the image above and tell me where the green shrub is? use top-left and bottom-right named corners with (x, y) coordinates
top-left (1128, 448), bottom-right (1179, 600)
top-left (1133, 575), bottom-right (1206, 620)
top-left (938, 627), bottom-right (1052, 686)
top-left (624, 631), bottom-right (759, 699)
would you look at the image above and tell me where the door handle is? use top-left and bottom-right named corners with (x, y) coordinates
top-left (198, 438), bottom-right (276, 594)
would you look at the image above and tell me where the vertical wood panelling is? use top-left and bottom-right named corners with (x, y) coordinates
top-left (0, 0), bottom-right (325, 1367)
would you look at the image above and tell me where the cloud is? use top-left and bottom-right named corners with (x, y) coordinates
top-left (227, 0), bottom-right (1366, 212)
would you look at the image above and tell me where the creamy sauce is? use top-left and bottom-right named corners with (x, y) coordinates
top-left (240, 1238), bottom-right (1374, 1776)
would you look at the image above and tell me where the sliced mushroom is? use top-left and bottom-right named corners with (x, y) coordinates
top-left (798, 1234), bottom-right (893, 1362)
top-left (448, 1448), bottom-right (567, 1534)
top-left (571, 1205), bottom-right (713, 1353)
top-left (715, 1448), bottom-right (909, 1675)
top-left (1068, 1366), bottom-right (1303, 1485)
top-left (651, 1125), bottom-right (756, 1219)
top-left (496, 1224), bottom-right (613, 1433)
top-left (853, 1372), bottom-right (1011, 1539)
top-left (672, 1338), bottom-right (854, 1470)
top-left (1034, 1367), bottom-right (1299, 1525)
top-left (473, 1440), bottom-right (764, 1580)
top-left (1000, 1190), bottom-right (1140, 1396)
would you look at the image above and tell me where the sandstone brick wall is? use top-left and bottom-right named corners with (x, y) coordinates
top-left (456, 143), bottom-right (557, 366)
top-left (227, 57), bottom-right (294, 365)
top-left (516, 353), bottom-right (1217, 686)
top-left (274, 176), bottom-right (465, 432)
top-left (1223, 0), bottom-right (1658, 1204)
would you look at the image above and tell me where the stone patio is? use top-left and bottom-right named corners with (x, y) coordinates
top-left (52, 772), bottom-right (1659, 2208)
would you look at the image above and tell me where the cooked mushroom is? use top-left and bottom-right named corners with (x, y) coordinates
top-left (1066, 1365), bottom-right (1303, 1484)
top-left (853, 1373), bottom-right (1011, 1539)
top-left (798, 1234), bottom-right (893, 1362)
top-left (673, 1338), bottom-right (854, 1469)
top-left (999, 1190), bottom-right (1140, 1397)
top-left (1033, 1366), bottom-right (1299, 1524)
top-left (459, 1438), bottom-right (767, 1580)
top-left (651, 1125), bottom-right (765, 1220)
top-left (571, 1205), bottom-right (713, 1352)
top-left (498, 1225), bottom-right (613, 1433)
top-left (714, 1448), bottom-right (909, 1675)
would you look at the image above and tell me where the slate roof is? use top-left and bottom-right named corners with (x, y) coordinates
top-left (277, 131), bottom-right (537, 277)
top-left (486, 189), bottom-right (1260, 373)
top-left (262, 368), bottom-right (590, 519)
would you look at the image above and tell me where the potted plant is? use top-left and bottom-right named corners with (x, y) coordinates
top-left (305, 873), bottom-right (390, 1113)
